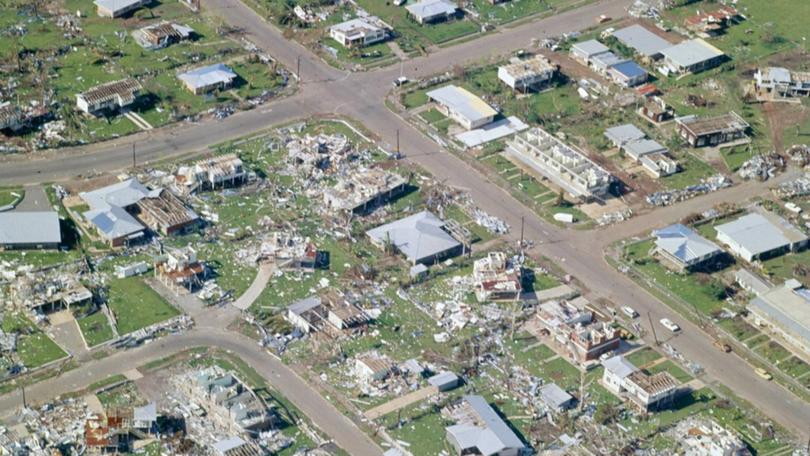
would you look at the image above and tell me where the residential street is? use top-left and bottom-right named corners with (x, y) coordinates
top-left (1, 0), bottom-right (808, 444)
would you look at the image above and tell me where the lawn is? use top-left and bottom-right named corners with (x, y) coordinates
top-left (721, 146), bottom-right (757, 172)
top-left (77, 312), bottom-right (115, 347)
top-left (753, 340), bottom-right (792, 364)
top-left (776, 356), bottom-right (810, 379)
top-left (660, 152), bottom-right (717, 191)
top-left (469, 0), bottom-right (555, 25)
top-left (506, 332), bottom-right (556, 367)
top-left (0, 188), bottom-right (22, 207)
top-left (1, 313), bottom-right (67, 368)
top-left (717, 317), bottom-right (760, 342)
top-left (645, 360), bottom-right (693, 383)
top-left (529, 356), bottom-right (581, 390)
top-left (762, 249), bottom-right (810, 287)
top-left (627, 347), bottom-right (663, 368)
top-left (384, 403), bottom-right (451, 456)
top-left (106, 278), bottom-right (180, 335)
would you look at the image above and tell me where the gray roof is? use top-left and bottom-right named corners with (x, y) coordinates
top-left (0, 211), bottom-right (61, 246)
top-left (447, 395), bottom-right (525, 455)
top-left (604, 124), bottom-right (645, 147)
top-left (539, 383), bottom-right (573, 409)
top-left (661, 38), bottom-right (724, 68)
top-left (612, 25), bottom-right (672, 57)
top-left (603, 355), bottom-right (637, 379)
top-left (367, 210), bottom-right (461, 264)
top-left (764, 67), bottom-right (791, 84)
top-left (653, 223), bottom-right (722, 265)
top-left (426, 85), bottom-right (497, 124)
top-left (715, 212), bottom-right (808, 258)
top-left (288, 296), bottom-right (321, 316)
top-left (213, 436), bottom-right (246, 455)
top-left (749, 282), bottom-right (810, 348)
top-left (591, 51), bottom-right (626, 68)
top-left (406, 0), bottom-right (457, 19)
top-left (95, 0), bottom-right (143, 12)
top-left (625, 139), bottom-right (667, 159)
top-left (133, 403), bottom-right (157, 422)
top-left (178, 63), bottom-right (237, 90)
top-left (428, 371), bottom-right (459, 388)
top-left (572, 39), bottom-right (610, 57)
top-left (80, 179), bottom-right (152, 240)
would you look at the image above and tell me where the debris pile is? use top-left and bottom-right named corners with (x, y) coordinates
top-left (471, 208), bottom-right (510, 234)
top-left (786, 144), bottom-right (810, 168)
top-left (773, 173), bottom-right (810, 199)
top-left (596, 209), bottom-right (633, 226)
top-left (736, 153), bottom-right (784, 181)
top-left (646, 175), bottom-right (732, 206)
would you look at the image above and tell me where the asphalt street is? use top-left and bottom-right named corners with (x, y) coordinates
top-left (1, 0), bottom-right (808, 442)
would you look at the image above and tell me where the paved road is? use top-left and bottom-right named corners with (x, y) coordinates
top-left (0, 329), bottom-right (382, 456)
top-left (1, 0), bottom-right (809, 442)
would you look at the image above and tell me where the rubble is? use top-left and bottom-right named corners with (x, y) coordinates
top-left (471, 208), bottom-right (510, 234)
top-left (646, 175), bottom-right (732, 206)
top-left (774, 173), bottom-right (810, 199)
top-left (736, 153), bottom-right (785, 181)
top-left (596, 209), bottom-right (633, 226)
top-left (786, 144), bottom-right (810, 168)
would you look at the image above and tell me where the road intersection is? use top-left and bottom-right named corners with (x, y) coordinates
top-left (1, 0), bottom-right (808, 446)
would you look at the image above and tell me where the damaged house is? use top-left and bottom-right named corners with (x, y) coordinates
top-left (367, 210), bottom-right (463, 265)
top-left (355, 352), bottom-right (395, 383)
top-left (323, 167), bottom-right (407, 214)
top-left (176, 153), bottom-right (247, 194)
top-left (11, 273), bottom-right (92, 314)
top-left (676, 112), bottom-right (749, 148)
top-left (536, 298), bottom-right (620, 362)
top-left (185, 367), bottom-right (276, 435)
top-left (444, 395), bottom-right (528, 456)
top-left (0, 102), bottom-right (23, 132)
top-left (258, 233), bottom-right (321, 271)
top-left (154, 247), bottom-right (207, 293)
top-left (286, 293), bottom-right (369, 336)
top-left (76, 78), bottom-right (142, 116)
top-left (498, 55), bottom-right (557, 93)
top-left (80, 179), bottom-right (199, 247)
top-left (472, 252), bottom-right (522, 302)
top-left (133, 22), bottom-right (194, 50)
top-left (602, 355), bottom-right (680, 412)
top-left (755, 67), bottom-right (810, 98)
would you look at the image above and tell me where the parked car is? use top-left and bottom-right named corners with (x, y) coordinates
top-left (754, 367), bottom-right (773, 381)
top-left (621, 306), bottom-right (638, 318)
top-left (659, 318), bottom-right (680, 332)
top-left (393, 76), bottom-right (409, 87)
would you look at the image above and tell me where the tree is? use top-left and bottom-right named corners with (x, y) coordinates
top-left (594, 403), bottom-right (619, 425)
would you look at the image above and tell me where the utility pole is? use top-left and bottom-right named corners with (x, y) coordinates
top-left (20, 385), bottom-right (26, 409)
top-left (519, 216), bottom-right (525, 261)
top-left (396, 129), bottom-right (400, 156)
top-left (648, 312), bottom-right (659, 346)
top-left (132, 141), bottom-right (136, 169)
top-left (296, 56), bottom-right (301, 82)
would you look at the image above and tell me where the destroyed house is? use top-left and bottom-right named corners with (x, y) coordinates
top-left (323, 292), bottom-right (369, 330)
top-left (427, 85), bottom-right (498, 130)
top-left (406, 0), bottom-right (458, 24)
top-left (506, 127), bottom-right (613, 201)
top-left (684, 6), bottom-right (739, 35)
top-left (178, 153), bottom-right (247, 193)
top-left (213, 437), bottom-right (264, 456)
top-left (85, 416), bottom-right (128, 453)
top-left (355, 352), bottom-right (394, 382)
top-left (136, 22), bottom-right (194, 49)
top-left (287, 294), bottom-right (368, 334)
top-left (755, 67), bottom-right (810, 98)
top-left (569, 322), bottom-right (620, 361)
top-left (188, 368), bottom-right (275, 434)
top-left (259, 233), bottom-right (320, 270)
top-left (367, 210), bottom-right (463, 265)
top-left (329, 17), bottom-right (388, 48)
top-left (0, 211), bottom-right (62, 250)
top-left (287, 296), bottom-right (325, 333)
top-left (498, 56), bottom-right (557, 92)
top-left (178, 63), bottom-right (238, 95)
top-left (95, 0), bottom-right (149, 18)
top-left (652, 224), bottom-right (722, 272)
top-left (473, 252), bottom-right (522, 302)
top-left (12, 274), bottom-right (92, 314)
top-left (80, 179), bottom-right (199, 246)
top-left (323, 167), bottom-right (407, 213)
top-left (76, 78), bottom-right (142, 115)
top-left (676, 112), bottom-right (749, 147)
top-left (640, 96), bottom-right (674, 123)
top-left (445, 395), bottom-right (527, 456)
top-left (0, 102), bottom-right (23, 131)
top-left (154, 247), bottom-right (206, 293)
top-left (602, 355), bottom-right (680, 412)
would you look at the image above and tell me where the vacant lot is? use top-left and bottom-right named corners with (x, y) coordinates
top-left (77, 311), bottom-right (115, 347)
top-left (2, 313), bottom-right (67, 368)
top-left (107, 278), bottom-right (180, 334)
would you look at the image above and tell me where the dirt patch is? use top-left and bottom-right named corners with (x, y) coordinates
top-left (762, 101), bottom-right (808, 153)
top-left (63, 175), bottom-right (121, 194)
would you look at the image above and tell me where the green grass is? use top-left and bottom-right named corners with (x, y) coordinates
top-left (384, 403), bottom-right (452, 456)
top-left (107, 278), bottom-right (180, 334)
top-left (776, 356), bottom-right (810, 379)
top-left (717, 317), bottom-right (760, 342)
top-left (626, 347), bottom-right (663, 368)
top-left (529, 356), bottom-right (581, 390)
top-left (721, 146), bottom-right (757, 172)
top-left (88, 374), bottom-right (127, 392)
top-left (0, 188), bottom-right (22, 207)
top-left (762, 249), bottom-right (810, 287)
top-left (1, 313), bottom-right (67, 368)
top-left (469, 0), bottom-right (556, 25)
top-left (645, 360), bottom-right (693, 383)
top-left (753, 340), bottom-right (792, 364)
top-left (77, 312), bottom-right (115, 347)
top-left (506, 332), bottom-right (556, 367)
top-left (419, 108), bottom-right (447, 124)
top-left (660, 152), bottom-right (717, 190)
top-left (403, 89), bottom-right (431, 109)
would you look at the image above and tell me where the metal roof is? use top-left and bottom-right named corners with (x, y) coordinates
top-left (447, 395), bottom-right (525, 455)
top-left (749, 282), bottom-right (810, 349)
top-left (95, 0), bottom-right (144, 12)
top-left (603, 355), bottom-right (637, 379)
top-left (661, 38), bottom-right (724, 68)
top-left (428, 371), bottom-right (459, 388)
top-left (80, 179), bottom-right (152, 240)
top-left (715, 212), bottom-right (808, 258)
top-left (610, 60), bottom-right (648, 79)
top-left (653, 223), bottom-right (721, 265)
top-left (427, 85), bottom-right (497, 124)
top-left (591, 51), bottom-right (626, 68)
top-left (178, 63), bottom-right (237, 90)
top-left (625, 139), bottom-right (667, 159)
top-left (367, 210), bottom-right (460, 264)
top-left (539, 383), bottom-right (573, 408)
top-left (572, 39), bottom-right (610, 57)
top-left (612, 24), bottom-right (672, 57)
top-left (405, 0), bottom-right (457, 19)
top-left (604, 124), bottom-right (645, 147)
top-left (133, 403), bottom-right (157, 422)
top-left (288, 296), bottom-right (322, 315)
top-left (0, 211), bottom-right (61, 245)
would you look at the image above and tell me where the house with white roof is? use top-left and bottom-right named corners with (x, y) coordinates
top-left (714, 210), bottom-right (808, 262)
top-left (445, 395), bottom-right (528, 456)
top-left (0, 211), bottom-right (62, 250)
top-left (652, 224), bottom-right (723, 272)
top-left (427, 85), bottom-right (498, 130)
top-left (570, 39), bottom-right (611, 65)
top-left (367, 210), bottom-right (462, 265)
top-left (749, 279), bottom-right (810, 355)
top-left (611, 24), bottom-right (672, 60)
top-left (755, 67), bottom-right (810, 98)
top-left (660, 39), bottom-right (725, 75)
top-left (406, 0), bottom-right (458, 24)
top-left (329, 16), bottom-right (388, 48)
top-left (95, 0), bottom-right (149, 18)
top-left (498, 55), bottom-right (557, 92)
top-left (178, 63), bottom-right (238, 95)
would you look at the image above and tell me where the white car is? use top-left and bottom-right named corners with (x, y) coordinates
top-left (659, 318), bottom-right (680, 333)
top-left (621, 306), bottom-right (638, 318)
top-left (393, 76), bottom-right (409, 87)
